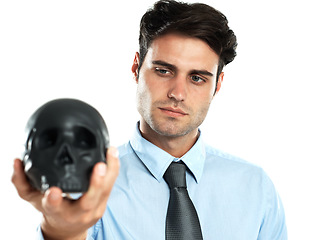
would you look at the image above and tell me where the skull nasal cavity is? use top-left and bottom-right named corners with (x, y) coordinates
top-left (58, 146), bottom-right (74, 166)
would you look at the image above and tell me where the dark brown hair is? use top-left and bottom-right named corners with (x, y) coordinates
top-left (138, 0), bottom-right (237, 85)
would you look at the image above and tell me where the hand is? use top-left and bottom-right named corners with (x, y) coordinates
top-left (12, 146), bottom-right (120, 240)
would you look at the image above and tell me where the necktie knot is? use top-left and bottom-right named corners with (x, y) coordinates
top-left (164, 162), bottom-right (187, 189)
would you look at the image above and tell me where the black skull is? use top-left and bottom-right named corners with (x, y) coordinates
top-left (23, 98), bottom-right (109, 194)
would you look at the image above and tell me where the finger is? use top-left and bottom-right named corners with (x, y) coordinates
top-left (42, 187), bottom-right (63, 210)
top-left (12, 158), bottom-right (45, 212)
top-left (41, 187), bottom-right (80, 238)
top-left (79, 161), bottom-right (107, 211)
top-left (41, 187), bottom-right (68, 224)
top-left (89, 146), bottom-right (119, 195)
top-left (103, 146), bottom-right (120, 186)
top-left (80, 147), bottom-right (120, 209)
top-left (12, 158), bottom-right (35, 199)
top-left (89, 162), bottom-right (107, 194)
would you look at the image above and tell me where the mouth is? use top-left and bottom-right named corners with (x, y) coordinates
top-left (159, 107), bottom-right (188, 117)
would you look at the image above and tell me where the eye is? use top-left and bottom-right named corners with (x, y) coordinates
top-left (191, 75), bottom-right (206, 84)
top-left (155, 67), bottom-right (171, 75)
top-left (74, 127), bottom-right (96, 149)
top-left (37, 129), bottom-right (58, 150)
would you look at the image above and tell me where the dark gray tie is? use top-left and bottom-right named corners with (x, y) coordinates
top-left (163, 162), bottom-right (203, 240)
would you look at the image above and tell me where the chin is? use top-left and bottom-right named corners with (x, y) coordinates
top-left (152, 121), bottom-right (193, 137)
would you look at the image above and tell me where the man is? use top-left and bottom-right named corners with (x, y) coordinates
top-left (12, 0), bottom-right (287, 239)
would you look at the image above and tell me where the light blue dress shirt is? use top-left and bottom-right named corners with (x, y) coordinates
top-left (38, 124), bottom-right (287, 239)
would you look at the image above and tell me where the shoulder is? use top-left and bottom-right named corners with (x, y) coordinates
top-left (203, 144), bottom-right (275, 188)
top-left (203, 143), bottom-right (284, 207)
top-left (203, 145), bottom-right (287, 238)
top-left (204, 144), bottom-right (262, 171)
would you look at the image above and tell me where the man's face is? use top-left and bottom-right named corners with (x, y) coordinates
top-left (133, 33), bottom-right (223, 139)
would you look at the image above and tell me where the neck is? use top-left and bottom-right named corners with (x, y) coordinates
top-left (138, 120), bottom-right (199, 158)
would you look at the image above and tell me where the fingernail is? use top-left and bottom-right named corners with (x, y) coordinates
top-left (97, 163), bottom-right (106, 176)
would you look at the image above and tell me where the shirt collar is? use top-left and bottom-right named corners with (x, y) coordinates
top-left (129, 123), bottom-right (206, 183)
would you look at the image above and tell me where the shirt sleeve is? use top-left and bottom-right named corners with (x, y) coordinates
top-left (36, 224), bottom-right (97, 240)
top-left (86, 219), bottom-right (103, 240)
top-left (258, 174), bottom-right (288, 240)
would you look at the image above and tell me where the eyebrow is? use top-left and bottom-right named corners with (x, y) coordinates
top-left (190, 70), bottom-right (214, 77)
top-left (152, 60), bottom-right (214, 77)
top-left (152, 60), bottom-right (176, 71)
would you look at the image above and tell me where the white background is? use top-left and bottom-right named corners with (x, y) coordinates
top-left (1, 0), bottom-right (315, 239)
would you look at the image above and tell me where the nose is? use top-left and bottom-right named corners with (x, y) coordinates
top-left (57, 144), bottom-right (74, 166)
top-left (167, 75), bottom-right (187, 102)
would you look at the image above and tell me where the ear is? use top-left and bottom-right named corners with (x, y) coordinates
top-left (214, 72), bottom-right (224, 95)
top-left (131, 52), bottom-right (140, 83)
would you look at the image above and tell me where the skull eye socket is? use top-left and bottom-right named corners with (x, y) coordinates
top-left (74, 127), bottom-right (96, 149)
top-left (37, 128), bottom-right (58, 150)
